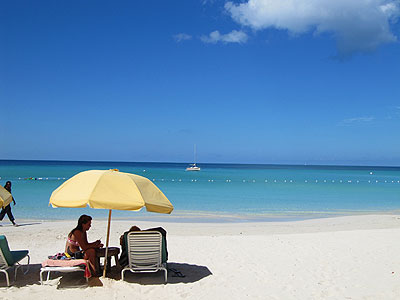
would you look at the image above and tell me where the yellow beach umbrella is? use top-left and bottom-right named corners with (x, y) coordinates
top-left (0, 185), bottom-right (13, 208)
top-left (49, 169), bottom-right (173, 276)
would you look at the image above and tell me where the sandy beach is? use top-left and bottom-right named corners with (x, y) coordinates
top-left (1, 214), bottom-right (400, 299)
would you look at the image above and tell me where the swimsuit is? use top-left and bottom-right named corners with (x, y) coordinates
top-left (66, 237), bottom-right (84, 259)
top-left (67, 238), bottom-right (80, 247)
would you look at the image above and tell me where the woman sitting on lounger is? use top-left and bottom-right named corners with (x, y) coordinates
top-left (65, 215), bottom-right (103, 274)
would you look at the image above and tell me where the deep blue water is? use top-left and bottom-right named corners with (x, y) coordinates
top-left (0, 160), bottom-right (399, 222)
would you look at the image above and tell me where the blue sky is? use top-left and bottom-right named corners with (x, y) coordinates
top-left (1, 0), bottom-right (400, 166)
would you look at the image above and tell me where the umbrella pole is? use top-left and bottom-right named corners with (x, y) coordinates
top-left (102, 209), bottom-right (112, 277)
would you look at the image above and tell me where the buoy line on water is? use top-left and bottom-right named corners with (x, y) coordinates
top-left (4, 177), bottom-right (400, 184)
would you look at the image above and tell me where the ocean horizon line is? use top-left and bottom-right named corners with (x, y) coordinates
top-left (1, 159), bottom-right (399, 170)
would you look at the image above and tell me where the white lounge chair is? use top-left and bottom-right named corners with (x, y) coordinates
top-left (0, 235), bottom-right (30, 287)
top-left (121, 231), bottom-right (167, 282)
top-left (40, 266), bottom-right (87, 285)
top-left (40, 258), bottom-right (90, 285)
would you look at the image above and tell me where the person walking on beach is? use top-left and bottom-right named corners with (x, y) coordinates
top-left (0, 181), bottom-right (18, 226)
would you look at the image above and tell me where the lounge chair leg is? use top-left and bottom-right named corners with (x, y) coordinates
top-left (14, 265), bottom-right (21, 281)
top-left (164, 269), bottom-right (167, 283)
top-left (121, 269), bottom-right (125, 281)
top-left (23, 255), bottom-right (30, 275)
top-left (1, 269), bottom-right (10, 287)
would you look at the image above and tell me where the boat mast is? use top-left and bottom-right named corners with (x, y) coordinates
top-left (193, 144), bottom-right (197, 165)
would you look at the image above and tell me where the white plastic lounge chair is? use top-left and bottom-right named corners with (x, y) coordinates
top-left (121, 231), bottom-right (167, 282)
top-left (0, 235), bottom-right (30, 287)
top-left (40, 259), bottom-right (89, 285)
top-left (40, 266), bottom-right (87, 284)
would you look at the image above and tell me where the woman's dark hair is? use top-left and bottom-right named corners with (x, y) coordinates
top-left (4, 181), bottom-right (11, 192)
top-left (69, 214), bottom-right (92, 237)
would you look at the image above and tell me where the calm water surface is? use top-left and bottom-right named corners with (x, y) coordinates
top-left (0, 160), bottom-right (399, 222)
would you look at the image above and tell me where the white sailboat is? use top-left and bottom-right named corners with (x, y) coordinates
top-left (186, 144), bottom-right (200, 171)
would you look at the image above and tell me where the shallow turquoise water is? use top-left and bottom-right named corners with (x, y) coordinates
top-left (0, 160), bottom-right (399, 221)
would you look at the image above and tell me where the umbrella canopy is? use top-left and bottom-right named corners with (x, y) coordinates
top-left (0, 185), bottom-right (12, 208)
top-left (49, 169), bottom-right (173, 277)
top-left (50, 169), bottom-right (173, 213)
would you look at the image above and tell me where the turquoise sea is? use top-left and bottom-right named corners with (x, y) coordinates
top-left (0, 160), bottom-right (399, 222)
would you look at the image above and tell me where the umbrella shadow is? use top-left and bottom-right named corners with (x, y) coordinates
top-left (57, 273), bottom-right (89, 289)
top-left (35, 269), bottom-right (89, 289)
top-left (115, 262), bottom-right (212, 285)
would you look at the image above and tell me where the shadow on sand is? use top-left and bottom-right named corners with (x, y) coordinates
top-left (0, 263), bottom-right (89, 289)
top-left (0, 262), bottom-right (212, 288)
top-left (114, 262), bottom-right (212, 285)
top-left (0, 264), bottom-right (42, 288)
top-left (0, 222), bottom-right (41, 227)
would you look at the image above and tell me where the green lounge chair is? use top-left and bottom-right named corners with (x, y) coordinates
top-left (0, 235), bottom-right (30, 286)
top-left (121, 231), bottom-right (167, 282)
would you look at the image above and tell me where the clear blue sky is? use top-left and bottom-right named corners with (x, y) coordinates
top-left (1, 0), bottom-right (400, 166)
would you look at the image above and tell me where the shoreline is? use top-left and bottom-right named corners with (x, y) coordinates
top-left (8, 209), bottom-right (400, 224)
top-left (3, 214), bottom-right (400, 235)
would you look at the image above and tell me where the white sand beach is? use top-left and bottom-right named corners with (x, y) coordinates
top-left (1, 214), bottom-right (400, 299)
